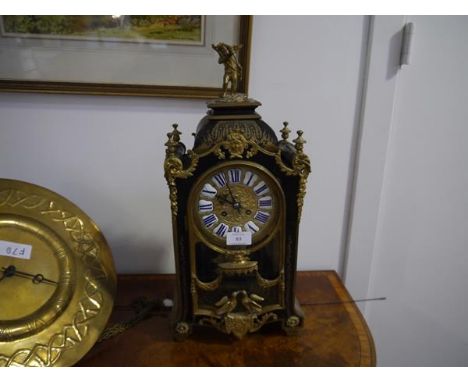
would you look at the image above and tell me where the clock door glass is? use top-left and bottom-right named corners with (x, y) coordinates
top-left (194, 163), bottom-right (280, 245)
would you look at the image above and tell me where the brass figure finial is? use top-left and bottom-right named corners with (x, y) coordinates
top-left (212, 42), bottom-right (243, 96)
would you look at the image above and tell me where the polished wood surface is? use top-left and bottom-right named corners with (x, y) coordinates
top-left (78, 271), bottom-right (376, 367)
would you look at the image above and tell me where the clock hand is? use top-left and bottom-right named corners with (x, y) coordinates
top-left (0, 266), bottom-right (57, 286)
top-left (224, 175), bottom-right (242, 214)
top-left (216, 194), bottom-right (235, 206)
top-left (225, 178), bottom-right (236, 202)
top-left (0, 265), bottom-right (16, 282)
top-left (216, 194), bottom-right (244, 214)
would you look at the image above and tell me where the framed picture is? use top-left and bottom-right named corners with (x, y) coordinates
top-left (0, 15), bottom-right (252, 98)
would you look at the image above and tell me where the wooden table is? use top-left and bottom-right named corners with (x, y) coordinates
top-left (78, 271), bottom-right (376, 366)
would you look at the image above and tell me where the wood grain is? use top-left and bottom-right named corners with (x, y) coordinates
top-left (78, 271), bottom-right (376, 366)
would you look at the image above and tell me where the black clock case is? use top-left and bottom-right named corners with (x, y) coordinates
top-left (165, 100), bottom-right (308, 339)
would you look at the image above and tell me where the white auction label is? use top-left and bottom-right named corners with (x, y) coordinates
top-left (0, 240), bottom-right (32, 260)
top-left (226, 231), bottom-right (252, 246)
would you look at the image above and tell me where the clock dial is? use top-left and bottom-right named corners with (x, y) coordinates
top-left (0, 218), bottom-right (74, 340)
top-left (193, 163), bottom-right (280, 245)
top-left (0, 245), bottom-right (59, 322)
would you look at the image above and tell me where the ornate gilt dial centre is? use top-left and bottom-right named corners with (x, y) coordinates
top-left (213, 184), bottom-right (258, 225)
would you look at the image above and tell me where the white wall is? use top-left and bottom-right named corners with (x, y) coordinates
top-left (0, 16), bottom-right (368, 273)
top-left (363, 16), bottom-right (468, 366)
top-left (249, 16), bottom-right (368, 271)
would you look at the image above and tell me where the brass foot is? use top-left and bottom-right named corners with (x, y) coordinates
top-left (173, 321), bottom-right (192, 341)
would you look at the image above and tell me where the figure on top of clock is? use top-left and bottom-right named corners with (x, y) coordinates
top-left (211, 42), bottom-right (243, 98)
top-left (164, 42), bottom-right (311, 340)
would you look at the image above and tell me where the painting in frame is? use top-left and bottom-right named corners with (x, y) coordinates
top-left (0, 15), bottom-right (252, 98)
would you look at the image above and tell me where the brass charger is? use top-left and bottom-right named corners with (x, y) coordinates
top-left (0, 179), bottom-right (116, 366)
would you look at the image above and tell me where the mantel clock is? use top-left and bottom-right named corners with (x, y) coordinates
top-left (164, 43), bottom-right (311, 340)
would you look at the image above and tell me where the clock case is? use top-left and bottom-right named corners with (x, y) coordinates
top-left (164, 98), bottom-right (310, 340)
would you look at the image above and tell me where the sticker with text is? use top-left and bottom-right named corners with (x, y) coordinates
top-left (0, 240), bottom-right (32, 260)
top-left (226, 232), bottom-right (252, 246)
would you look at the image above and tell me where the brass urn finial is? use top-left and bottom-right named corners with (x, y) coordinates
top-left (280, 122), bottom-right (291, 142)
top-left (171, 123), bottom-right (181, 141)
top-left (293, 130), bottom-right (306, 153)
top-left (165, 123), bottom-right (182, 156)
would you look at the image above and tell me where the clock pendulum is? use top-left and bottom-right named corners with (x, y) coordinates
top-left (164, 43), bottom-right (311, 340)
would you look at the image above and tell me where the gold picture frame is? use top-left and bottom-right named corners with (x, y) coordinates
top-left (0, 15), bottom-right (252, 99)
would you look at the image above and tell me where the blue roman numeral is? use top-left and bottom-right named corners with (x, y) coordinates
top-left (199, 202), bottom-right (212, 211)
top-left (258, 197), bottom-right (272, 208)
top-left (202, 214), bottom-right (217, 228)
top-left (247, 223), bottom-right (259, 232)
top-left (254, 211), bottom-right (270, 224)
top-left (229, 169), bottom-right (241, 183)
top-left (201, 183), bottom-right (217, 198)
top-left (254, 183), bottom-right (268, 195)
top-left (244, 171), bottom-right (256, 187)
top-left (213, 173), bottom-right (227, 187)
top-left (215, 224), bottom-right (228, 237)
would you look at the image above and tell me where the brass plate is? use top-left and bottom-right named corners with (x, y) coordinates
top-left (0, 179), bottom-right (116, 366)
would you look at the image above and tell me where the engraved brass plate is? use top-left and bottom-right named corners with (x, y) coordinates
top-left (0, 179), bottom-right (116, 367)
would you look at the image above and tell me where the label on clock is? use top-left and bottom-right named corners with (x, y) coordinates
top-left (0, 240), bottom-right (32, 260)
top-left (226, 232), bottom-right (252, 246)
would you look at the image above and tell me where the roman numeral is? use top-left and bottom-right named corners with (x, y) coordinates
top-left (202, 214), bottom-right (218, 228)
top-left (198, 200), bottom-right (213, 213)
top-left (231, 226), bottom-right (242, 232)
top-left (244, 221), bottom-right (259, 233)
top-left (214, 223), bottom-right (229, 237)
top-left (212, 173), bottom-right (227, 188)
top-left (243, 171), bottom-right (258, 187)
top-left (254, 181), bottom-right (269, 196)
top-left (228, 168), bottom-right (241, 183)
top-left (254, 211), bottom-right (270, 224)
top-left (258, 196), bottom-right (272, 209)
top-left (201, 183), bottom-right (217, 198)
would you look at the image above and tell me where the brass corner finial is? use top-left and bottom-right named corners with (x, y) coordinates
top-left (212, 42), bottom-right (243, 96)
top-left (165, 123), bottom-right (182, 156)
top-left (280, 122), bottom-right (291, 141)
top-left (171, 123), bottom-right (181, 140)
top-left (293, 130), bottom-right (306, 153)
